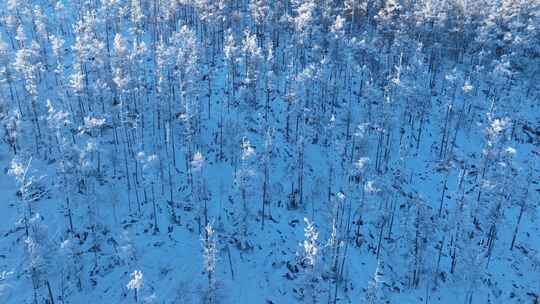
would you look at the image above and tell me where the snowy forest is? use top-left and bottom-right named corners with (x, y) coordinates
top-left (0, 0), bottom-right (539, 303)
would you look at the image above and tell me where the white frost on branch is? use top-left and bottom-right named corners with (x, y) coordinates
top-left (127, 270), bottom-right (143, 290)
top-left (202, 223), bottom-right (217, 275)
top-left (191, 151), bottom-right (205, 172)
top-left (302, 217), bottom-right (319, 267)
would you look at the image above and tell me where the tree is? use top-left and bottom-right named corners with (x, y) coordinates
top-left (170, 25), bottom-right (201, 168)
top-left (127, 270), bottom-right (144, 303)
top-left (300, 217), bottom-right (319, 303)
top-left (234, 137), bottom-right (257, 249)
top-left (8, 157), bottom-right (39, 237)
top-left (24, 214), bottom-right (56, 304)
top-left (201, 223), bottom-right (218, 304)
top-left (8, 157), bottom-right (53, 304)
top-left (239, 29), bottom-right (262, 111)
top-left (13, 39), bottom-right (43, 152)
top-left (2, 109), bottom-right (21, 155)
top-left (138, 152), bottom-right (160, 233)
top-left (45, 99), bottom-right (76, 233)
top-left (365, 260), bottom-right (386, 304)
top-left (191, 151), bottom-right (210, 233)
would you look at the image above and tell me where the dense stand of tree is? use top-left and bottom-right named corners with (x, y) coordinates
top-left (0, 0), bottom-right (539, 303)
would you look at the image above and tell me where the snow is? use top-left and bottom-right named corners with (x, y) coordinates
top-left (0, 0), bottom-right (539, 303)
